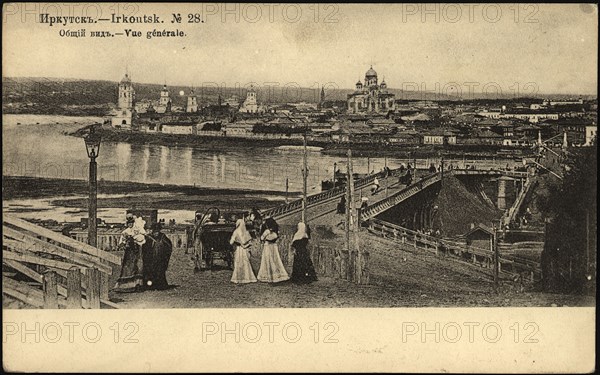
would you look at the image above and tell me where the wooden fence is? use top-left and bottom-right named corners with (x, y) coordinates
top-left (3, 214), bottom-right (121, 309)
top-left (367, 219), bottom-right (541, 281)
top-left (248, 224), bottom-right (369, 284)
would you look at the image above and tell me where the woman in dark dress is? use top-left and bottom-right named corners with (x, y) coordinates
top-left (143, 222), bottom-right (173, 290)
top-left (290, 222), bottom-right (318, 284)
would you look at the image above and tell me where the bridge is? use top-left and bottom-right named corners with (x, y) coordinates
top-left (265, 163), bottom-right (529, 229)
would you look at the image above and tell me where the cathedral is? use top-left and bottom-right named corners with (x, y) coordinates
top-left (347, 66), bottom-right (396, 114)
top-left (110, 73), bottom-right (135, 128)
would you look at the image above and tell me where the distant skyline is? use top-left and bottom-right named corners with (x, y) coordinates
top-left (3, 3), bottom-right (598, 95)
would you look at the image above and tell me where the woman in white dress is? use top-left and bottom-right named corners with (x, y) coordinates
top-left (257, 217), bottom-right (289, 283)
top-left (229, 219), bottom-right (257, 284)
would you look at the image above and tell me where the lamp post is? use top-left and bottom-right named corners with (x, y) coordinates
top-left (84, 126), bottom-right (102, 247)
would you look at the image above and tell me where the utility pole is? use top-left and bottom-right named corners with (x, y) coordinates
top-left (345, 150), bottom-right (352, 254)
top-left (285, 178), bottom-right (289, 204)
top-left (586, 209), bottom-right (590, 273)
top-left (302, 132), bottom-right (308, 223)
top-left (332, 162), bottom-right (337, 189)
top-left (493, 223), bottom-right (499, 293)
top-left (367, 156), bottom-right (370, 175)
top-left (347, 149), bottom-right (361, 284)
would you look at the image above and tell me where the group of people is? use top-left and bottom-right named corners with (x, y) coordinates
top-left (114, 213), bottom-right (173, 293)
top-left (229, 215), bottom-right (318, 285)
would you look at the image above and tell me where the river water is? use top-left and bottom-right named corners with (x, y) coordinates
top-left (3, 114), bottom-right (521, 224)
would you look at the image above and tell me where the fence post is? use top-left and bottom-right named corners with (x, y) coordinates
top-left (340, 250), bottom-right (349, 280)
top-left (100, 260), bottom-right (109, 300)
top-left (43, 270), bottom-right (59, 309)
top-left (66, 267), bottom-right (82, 309)
top-left (86, 268), bottom-right (101, 309)
top-left (360, 251), bottom-right (370, 285)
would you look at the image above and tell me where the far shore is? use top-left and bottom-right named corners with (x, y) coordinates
top-left (70, 125), bottom-right (533, 159)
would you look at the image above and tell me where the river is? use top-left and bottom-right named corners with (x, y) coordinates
top-left (3, 114), bottom-right (521, 224)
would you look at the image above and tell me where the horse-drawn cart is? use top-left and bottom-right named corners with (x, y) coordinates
top-left (192, 208), bottom-right (245, 271)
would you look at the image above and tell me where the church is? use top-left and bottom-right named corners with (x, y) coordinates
top-left (110, 73), bottom-right (135, 128)
top-left (347, 66), bottom-right (396, 114)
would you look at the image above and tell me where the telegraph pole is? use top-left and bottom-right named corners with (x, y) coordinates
top-left (285, 178), bottom-right (289, 204)
top-left (302, 132), bottom-right (308, 223)
top-left (493, 223), bottom-right (499, 292)
top-left (332, 162), bottom-right (337, 189)
top-left (345, 151), bottom-right (352, 253)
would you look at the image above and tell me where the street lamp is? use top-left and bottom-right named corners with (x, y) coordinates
top-left (84, 125), bottom-right (102, 247)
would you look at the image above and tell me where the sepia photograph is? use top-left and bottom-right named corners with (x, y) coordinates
top-left (2, 2), bottom-right (597, 372)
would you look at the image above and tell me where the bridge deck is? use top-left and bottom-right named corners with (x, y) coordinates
top-left (281, 170), bottom-right (428, 227)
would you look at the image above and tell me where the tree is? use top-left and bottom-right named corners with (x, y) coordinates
top-left (539, 142), bottom-right (597, 294)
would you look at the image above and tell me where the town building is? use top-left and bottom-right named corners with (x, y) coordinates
top-left (347, 66), bottom-right (396, 114)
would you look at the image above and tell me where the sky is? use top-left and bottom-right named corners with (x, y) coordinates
top-left (2, 3), bottom-right (598, 95)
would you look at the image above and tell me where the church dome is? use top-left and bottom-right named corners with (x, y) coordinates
top-left (365, 66), bottom-right (377, 78)
top-left (120, 74), bottom-right (131, 84)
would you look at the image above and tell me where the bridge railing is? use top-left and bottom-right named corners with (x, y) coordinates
top-left (361, 171), bottom-right (442, 220)
top-left (262, 168), bottom-right (396, 219)
top-left (451, 169), bottom-right (530, 179)
top-left (367, 218), bottom-right (541, 279)
top-left (3, 214), bottom-right (120, 309)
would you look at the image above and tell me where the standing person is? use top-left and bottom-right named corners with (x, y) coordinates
top-left (192, 212), bottom-right (208, 272)
top-left (257, 217), bottom-right (289, 283)
top-left (114, 214), bottom-right (145, 292)
top-left (337, 195), bottom-right (346, 214)
top-left (290, 222), bottom-right (318, 284)
top-left (372, 177), bottom-right (380, 195)
top-left (248, 207), bottom-right (263, 239)
top-left (144, 222), bottom-right (173, 290)
top-left (360, 196), bottom-right (369, 212)
top-left (229, 219), bottom-right (257, 284)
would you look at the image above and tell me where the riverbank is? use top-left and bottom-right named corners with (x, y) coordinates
top-left (3, 176), bottom-right (296, 212)
top-left (70, 125), bottom-right (533, 159)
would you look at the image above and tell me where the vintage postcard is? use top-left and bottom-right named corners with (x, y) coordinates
top-left (2, 2), bottom-right (596, 373)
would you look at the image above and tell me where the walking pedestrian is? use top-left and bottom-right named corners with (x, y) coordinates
top-left (290, 222), bottom-right (318, 284)
top-left (229, 219), bottom-right (257, 284)
top-left (257, 217), bottom-right (289, 283)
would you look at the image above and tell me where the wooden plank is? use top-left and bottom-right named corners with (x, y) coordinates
top-left (3, 259), bottom-right (43, 283)
top-left (3, 250), bottom-right (88, 271)
top-left (3, 214), bottom-right (121, 265)
top-left (86, 268), bottom-right (101, 309)
top-left (3, 226), bottom-right (113, 274)
top-left (43, 271), bottom-right (59, 309)
top-left (4, 259), bottom-right (74, 301)
top-left (3, 276), bottom-right (44, 308)
top-left (66, 267), bottom-right (83, 309)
